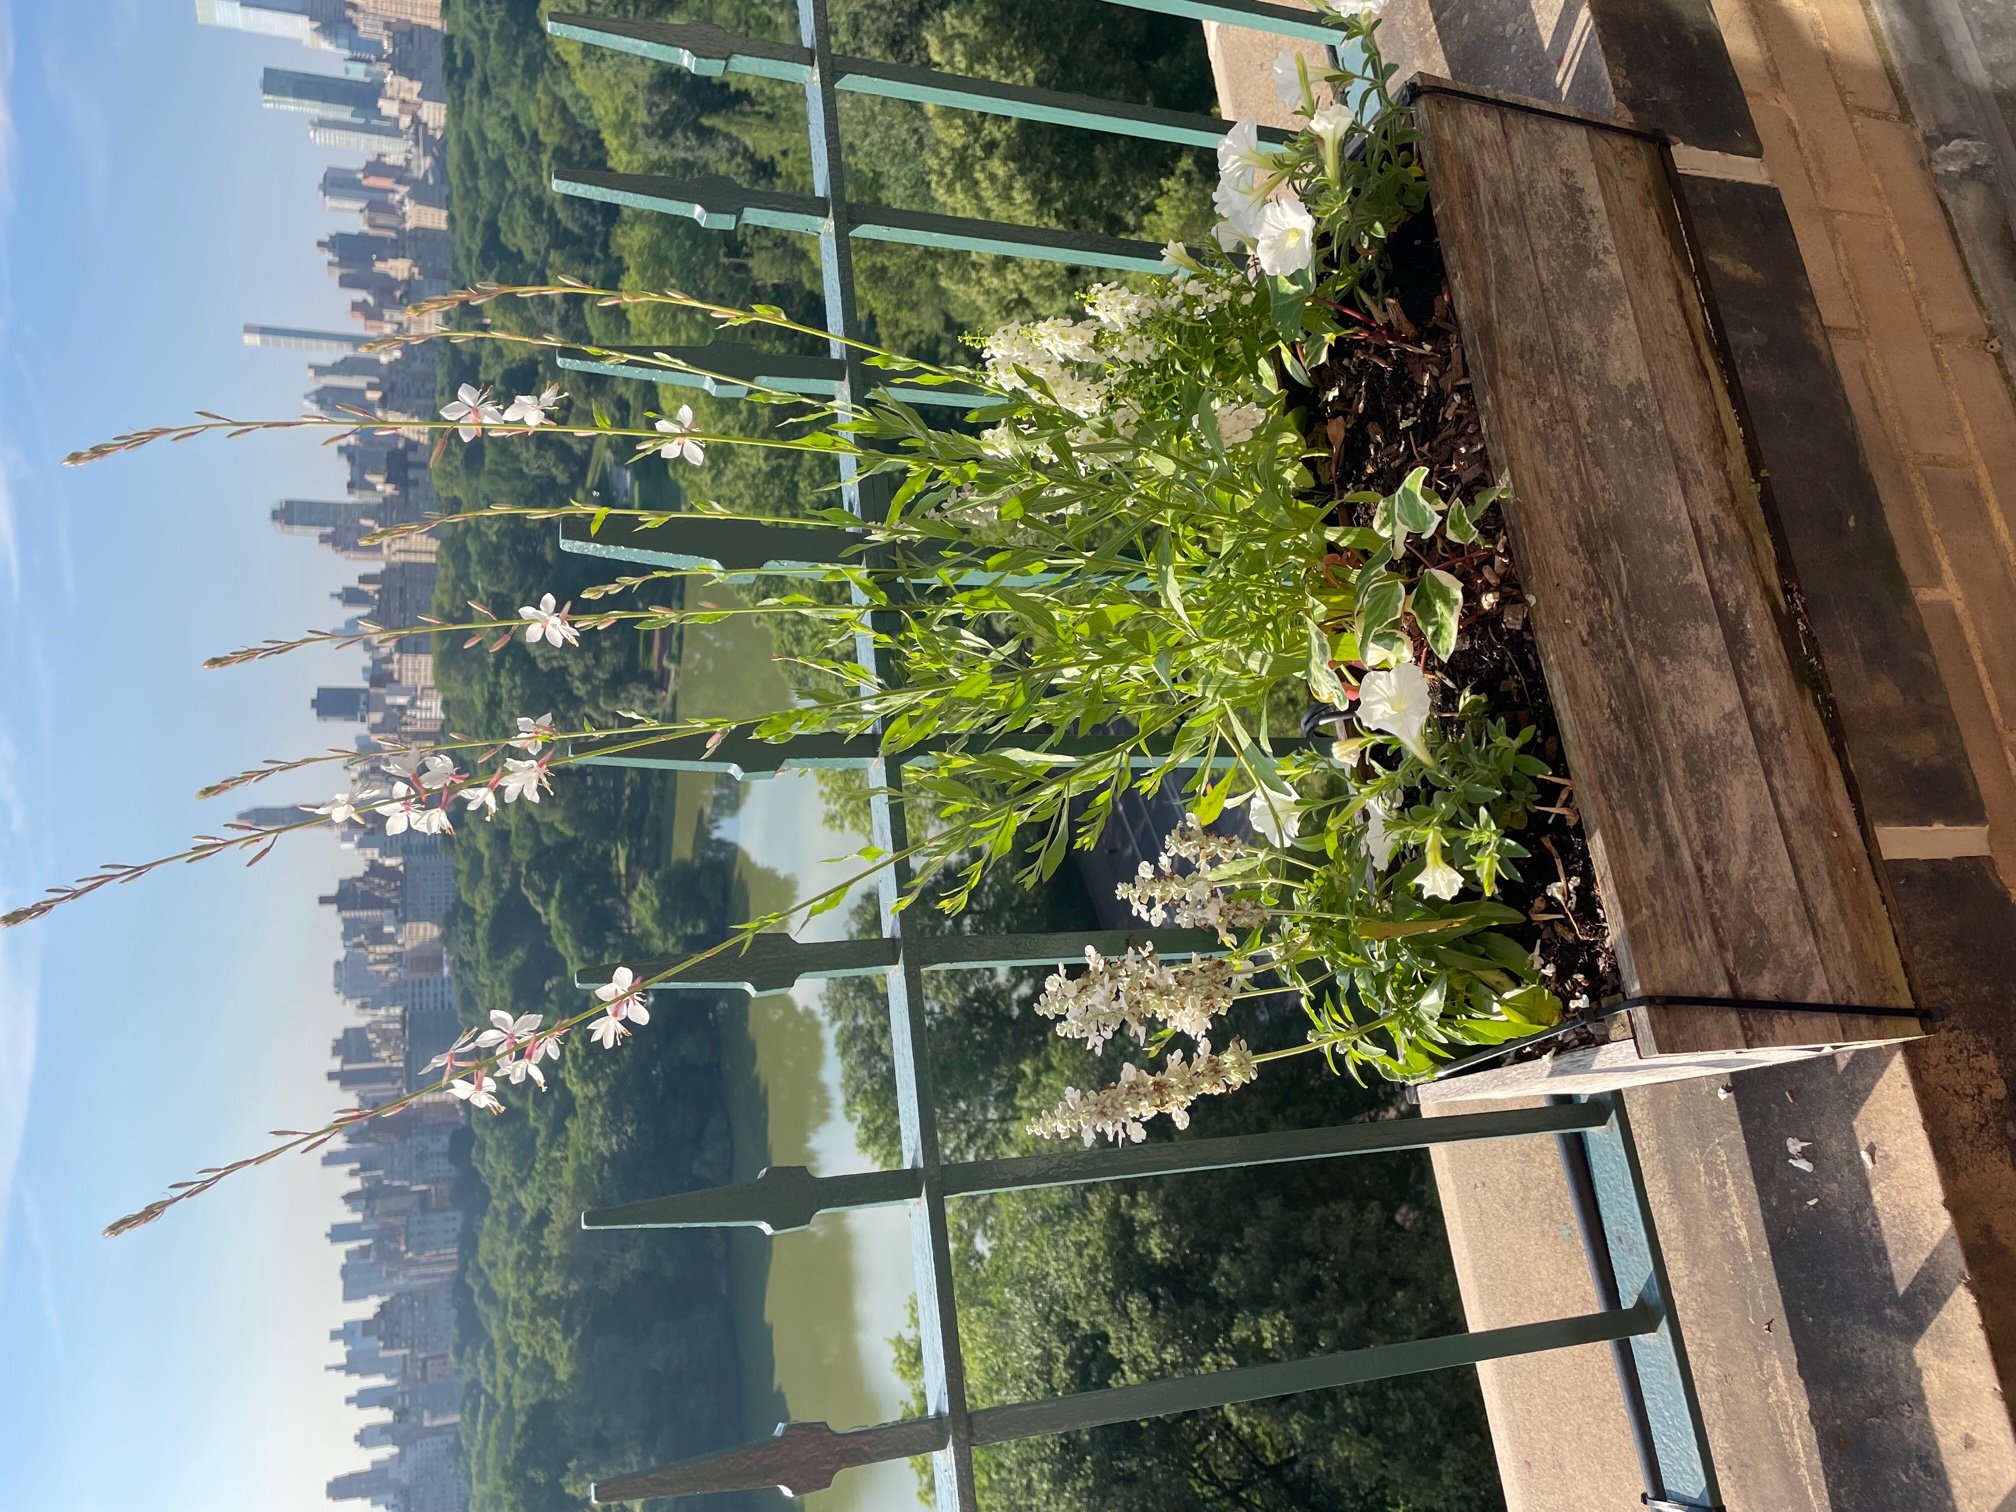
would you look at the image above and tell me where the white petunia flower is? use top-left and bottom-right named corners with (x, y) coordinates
top-left (497, 758), bottom-right (548, 806)
top-left (1415, 851), bottom-right (1465, 900)
top-left (440, 383), bottom-right (505, 441)
top-left (1272, 49), bottom-right (1311, 111)
top-left (1357, 663), bottom-right (1436, 765)
top-left (1308, 102), bottom-right (1353, 157)
top-left (1254, 195), bottom-right (1317, 276)
top-left (503, 386), bottom-right (564, 427)
top-left (1362, 801), bottom-right (1399, 869)
top-left (1246, 787), bottom-right (1303, 848)
top-left (1216, 120), bottom-right (1280, 182)
top-left (520, 592), bottom-right (580, 648)
top-left (655, 405), bottom-right (705, 465)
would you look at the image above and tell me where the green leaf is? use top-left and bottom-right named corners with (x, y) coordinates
top-left (588, 506), bottom-right (610, 536)
top-left (1500, 983), bottom-right (1563, 1027)
top-left (1354, 571), bottom-right (1405, 651)
top-left (1394, 467), bottom-right (1440, 537)
top-left (1190, 768), bottom-right (1234, 826)
top-left (1306, 618), bottom-right (1347, 705)
top-left (1410, 567), bottom-right (1463, 660)
top-left (1156, 535), bottom-right (1192, 629)
top-left (1443, 498), bottom-right (1480, 545)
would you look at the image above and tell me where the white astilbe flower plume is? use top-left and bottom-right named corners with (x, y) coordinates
top-left (1117, 861), bottom-right (1270, 942)
top-left (1035, 946), bottom-right (1241, 1053)
top-left (1029, 1039), bottom-right (1260, 1146)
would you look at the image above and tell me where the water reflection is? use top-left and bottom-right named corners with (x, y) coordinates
top-left (678, 603), bottom-right (927, 1512)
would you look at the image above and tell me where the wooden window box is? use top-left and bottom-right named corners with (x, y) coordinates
top-left (1405, 79), bottom-right (1919, 1098)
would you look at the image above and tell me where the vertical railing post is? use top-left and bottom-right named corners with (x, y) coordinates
top-left (794, 0), bottom-right (978, 1504)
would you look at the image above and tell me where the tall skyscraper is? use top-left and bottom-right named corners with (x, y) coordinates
top-left (262, 66), bottom-right (383, 121)
top-left (243, 324), bottom-right (366, 352)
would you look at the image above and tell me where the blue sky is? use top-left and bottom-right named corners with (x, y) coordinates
top-left (0, 4), bottom-right (398, 1509)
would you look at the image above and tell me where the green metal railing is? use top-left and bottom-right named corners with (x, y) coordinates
top-left (538, 5), bottom-right (1725, 1508)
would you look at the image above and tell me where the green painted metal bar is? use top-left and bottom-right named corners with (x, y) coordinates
top-left (550, 339), bottom-right (992, 407)
top-left (1095, 0), bottom-right (1346, 44)
top-left (574, 926), bottom-right (1224, 993)
top-left (587, 1164), bottom-right (922, 1234)
top-left (547, 14), bottom-right (1292, 149)
top-left (971, 1303), bottom-right (1659, 1443)
top-left (580, 1102), bottom-right (1611, 1234)
top-left (558, 510), bottom-right (865, 575)
top-left (553, 169), bottom-right (1177, 273)
top-left (1580, 1095), bottom-right (1723, 1508)
top-left (588, 1304), bottom-right (1656, 1500)
top-left (592, 1416), bottom-right (953, 1503)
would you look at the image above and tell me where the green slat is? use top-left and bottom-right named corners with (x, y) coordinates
top-left (548, 13), bottom-right (1291, 149)
top-left (546, 14), bottom-right (812, 81)
top-left (552, 169), bottom-right (1178, 273)
top-left (579, 1103), bottom-right (1612, 1234)
top-left (557, 511), bottom-right (865, 575)
top-left (971, 1304), bottom-right (1659, 1444)
top-left (1095, 0), bottom-right (1345, 44)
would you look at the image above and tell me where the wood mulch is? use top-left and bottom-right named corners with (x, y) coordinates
top-left (1286, 211), bottom-right (1623, 1041)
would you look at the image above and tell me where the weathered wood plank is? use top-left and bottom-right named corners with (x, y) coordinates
top-left (1583, 129), bottom-right (1912, 1047)
top-left (1417, 82), bottom-right (1915, 1064)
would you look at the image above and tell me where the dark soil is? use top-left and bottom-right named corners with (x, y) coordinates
top-left (1285, 212), bottom-right (1623, 1045)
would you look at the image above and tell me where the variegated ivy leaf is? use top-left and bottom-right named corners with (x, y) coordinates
top-left (1410, 567), bottom-right (1464, 660)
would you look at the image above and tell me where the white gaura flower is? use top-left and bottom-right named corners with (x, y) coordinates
top-left (477, 1009), bottom-right (542, 1052)
top-left (426, 1027), bottom-right (480, 1078)
top-left (376, 783), bottom-right (421, 836)
top-left (594, 966), bottom-right (650, 1023)
top-left (512, 712), bottom-right (557, 753)
top-left (1254, 195), bottom-right (1317, 276)
top-left (307, 788), bottom-right (380, 827)
top-left (411, 804), bottom-right (455, 837)
top-left (462, 782), bottom-right (500, 820)
top-left (497, 1051), bottom-right (546, 1089)
top-left (520, 592), bottom-right (580, 648)
top-left (589, 1014), bottom-right (631, 1050)
top-left (497, 757), bottom-right (548, 806)
top-left (1272, 49), bottom-right (1312, 111)
top-left (417, 754), bottom-right (459, 791)
top-left (1415, 838), bottom-right (1465, 900)
top-left (1357, 663), bottom-right (1436, 765)
top-left (441, 383), bottom-right (505, 441)
top-left (655, 405), bottom-right (705, 465)
top-left (447, 1070), bottom-right (502, 1112)
top-left (503, 386), bottom-right (564, 427)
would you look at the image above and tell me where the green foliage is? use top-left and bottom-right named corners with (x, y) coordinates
top-left (822, 870), bottom-right (1504, 1511)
